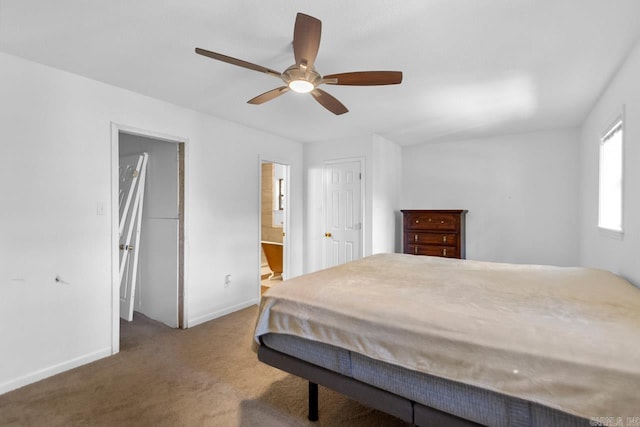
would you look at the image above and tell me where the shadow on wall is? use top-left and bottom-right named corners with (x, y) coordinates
top-left (394, 210), bottom-right (403, 253)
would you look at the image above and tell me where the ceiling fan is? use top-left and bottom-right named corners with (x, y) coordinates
top-left (195, 13), bottom-right (403, 115)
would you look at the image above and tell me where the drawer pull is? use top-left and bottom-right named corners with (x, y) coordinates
top-left (415, 220), bottom-right (419, 224)
top-left (441, 220), bottom-right (445, 224)
top-left (428, 218), bottom-right (432, 222)
top-left (443, 236), bottom-right (447, 243)
top-left (414, 235), bottom-right (418, 242)
top-left (414, 246), bottom-right (418, 255)
top-left (443, 248), bottom-right (447, 256)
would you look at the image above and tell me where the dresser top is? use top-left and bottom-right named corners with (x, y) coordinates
top-left (401, 210), bottom-right (467, 214)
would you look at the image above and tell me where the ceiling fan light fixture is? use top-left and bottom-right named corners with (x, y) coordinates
top-left (288, 79), bottom-right (314, 93)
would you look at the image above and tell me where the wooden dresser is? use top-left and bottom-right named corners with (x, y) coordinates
top-left (401, 210), bottom-right (467, 259)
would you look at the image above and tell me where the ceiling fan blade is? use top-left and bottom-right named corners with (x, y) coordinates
top-left (293, 13), bottom-right (321, 69)
top-left (311, 89), bottom-right (348, 115)
top-left (247, 86), bottom-right (290, 105)
top-left (323, 71), bottom-right (403, 86)
top-left (195, 48), bottom-right (281, 78)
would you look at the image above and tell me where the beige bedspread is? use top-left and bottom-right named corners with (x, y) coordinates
top-left (253, 253), bottom-right (640, 419)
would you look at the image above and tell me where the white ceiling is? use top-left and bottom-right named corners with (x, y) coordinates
top-left (1, 0), bottom-right (639, 145)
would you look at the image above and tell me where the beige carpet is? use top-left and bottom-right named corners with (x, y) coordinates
top-left (0, 306), bottom-right (408, 426)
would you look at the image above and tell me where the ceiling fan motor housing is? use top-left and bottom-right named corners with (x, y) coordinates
top-left (282, 65), bottom-right (322, 90)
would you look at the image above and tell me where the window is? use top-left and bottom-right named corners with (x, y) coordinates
top-left (598, 116), bottom-right (623, 233)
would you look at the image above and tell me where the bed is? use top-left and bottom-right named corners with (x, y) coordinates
top-left (253, 253), bottom-right (640, 426)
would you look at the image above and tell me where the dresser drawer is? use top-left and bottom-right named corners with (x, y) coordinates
top-left (407, 244), bottom-right (458, 258)
top-left (405, 232), bottom-right (457, 246)
top-left (404, 212), bottom-right (459, 231)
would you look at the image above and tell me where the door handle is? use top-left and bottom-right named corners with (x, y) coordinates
top-left (324, 232), bottom-right (332, 238)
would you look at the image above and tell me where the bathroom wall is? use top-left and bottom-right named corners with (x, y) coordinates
top-left (261, 163), bottom-right (284, 244)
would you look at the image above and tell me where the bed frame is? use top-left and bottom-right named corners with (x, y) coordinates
top-left (258, 340), bottom-right (481, 426)
top-left (257, 337), bottom-right (590, 427)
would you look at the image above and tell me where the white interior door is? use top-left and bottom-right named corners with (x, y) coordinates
top-left (119, 153), bottom-right (148, 321)
top-left (324, 160), bottom-right (363, 268)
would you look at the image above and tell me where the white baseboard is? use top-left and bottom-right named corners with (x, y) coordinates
top-left (1, 301), bottom-right (260, 395)
top-left (0, 347), bottom-right (112, 396)
top-left (188, 299), bottom-right (259, 328)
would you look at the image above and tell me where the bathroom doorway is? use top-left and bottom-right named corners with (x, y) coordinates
top-left (260, 161), bottom-right (290, 295)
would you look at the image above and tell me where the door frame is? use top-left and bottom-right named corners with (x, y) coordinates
top-left (322, 157), bottom-right (366, 269)
top-left (258, 157), bottom-right (292, 294)
top-left (110, 123), bottom-right (189, 354)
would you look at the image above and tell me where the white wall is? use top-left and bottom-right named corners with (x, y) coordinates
top-left (579, 38), bottom-right (640, 287)
top-left (401, 129), bottom-right (580, 266)
top-left (371, 135), bottom-right (402, 254)
top-left (0, 51), bottom-right (303, 394)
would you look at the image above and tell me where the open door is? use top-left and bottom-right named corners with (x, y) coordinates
top-left (118, 153), bottom-right (148, 321)
top-left (119, 133), bottom-right (184, 328)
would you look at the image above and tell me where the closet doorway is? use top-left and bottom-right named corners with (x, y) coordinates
top-left (111, 124), bottom-right (186, 353)
top-left (259, 161), bottom-right (290, 295)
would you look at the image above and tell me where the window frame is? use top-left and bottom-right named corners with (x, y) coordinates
top-left (597, 107), bottom-right (625, 239)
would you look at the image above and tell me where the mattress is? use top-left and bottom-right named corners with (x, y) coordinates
top-left (261, 333), bottom-right (589, 426)
top-left (253, 253), bottom-right (640, 419)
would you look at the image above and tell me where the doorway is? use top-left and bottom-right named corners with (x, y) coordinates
top-left (260, 161), bottom-right (290, 295)
top-left (323, 158), bottom-right (364, 268)
top-left (111, 124), bottom-right (186, 354)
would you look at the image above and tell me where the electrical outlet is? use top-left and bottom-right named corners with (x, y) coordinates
top-left (224, 274), bottom-right (231, 288)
